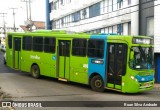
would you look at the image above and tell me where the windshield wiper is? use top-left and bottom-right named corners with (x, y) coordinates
top-left (138, 46), bottom-right (146, 62)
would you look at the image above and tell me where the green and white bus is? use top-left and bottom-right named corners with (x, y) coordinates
top-left (5, 30), bottom-right (154, 93)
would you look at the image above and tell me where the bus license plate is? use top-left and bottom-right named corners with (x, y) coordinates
top-left (144, 83), bottom-right (150, 87)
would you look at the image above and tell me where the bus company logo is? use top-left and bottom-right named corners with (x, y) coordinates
top-left (52, 55), bottom-right (56, 60)
top-left (30, 55), bottom-right (40, 60)
top-left (2, 102), bottom-right (12, 108)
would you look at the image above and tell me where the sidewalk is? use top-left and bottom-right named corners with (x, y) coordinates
top-left (154, 83), bottom-right (160, 88)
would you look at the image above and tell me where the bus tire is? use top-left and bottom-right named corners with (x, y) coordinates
top-left (31, 65), bottom-right (40, 79)
top-left (90, 75), bottom-right (105, 92)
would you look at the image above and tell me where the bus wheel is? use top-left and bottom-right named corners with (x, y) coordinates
top-left (31, 65), bottom-right (40, 79)
top-left (90, 75), bottom-right (105, 92)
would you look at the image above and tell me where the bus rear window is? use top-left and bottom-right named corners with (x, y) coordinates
top-left (87, 39), bottom-right (104, 58)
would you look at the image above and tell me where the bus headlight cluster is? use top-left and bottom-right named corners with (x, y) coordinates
top-left (130, 76), bottom-right (138, 82)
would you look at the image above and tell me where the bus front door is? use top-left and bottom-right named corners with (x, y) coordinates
top-left (57, 40), bottom-right (71, 80)
top-left (107, 43), bottom-right (127, 90)
top-left (13, 38), bottom-right (21, 69)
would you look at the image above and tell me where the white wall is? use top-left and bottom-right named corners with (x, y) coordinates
top-left (123, 23), bottom-right (129, 35)
top-left (131, 0), bottom-right (139, 36)
top-left (154, 1), bottom-right (160, 53)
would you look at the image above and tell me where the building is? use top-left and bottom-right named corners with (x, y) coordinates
top-left (46, 0), bottom-right (138, 35)
top-left (154, 0), bottom-right (160, 83)
top-left (20, 21), bottom-right (45, 32)
top-left (46, 0), bottom-right (160, 82)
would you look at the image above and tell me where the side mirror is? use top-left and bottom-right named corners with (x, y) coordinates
top-left (130, 51), bottom-right (134, 60)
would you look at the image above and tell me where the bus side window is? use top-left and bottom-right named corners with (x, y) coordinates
top-left (23, 36), bottom-right (32, 51)
top-left (44, 37), bottom-right (56, 53)
top-left (72, 38), bottom-right (87, 57)
top-left (87, 39), bottom-right (104, 58)
top-left (8, 35), bottom-right (12, 49)
top-left (33, 37), bottom-right (43, 52)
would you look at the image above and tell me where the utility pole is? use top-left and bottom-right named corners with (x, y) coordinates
top-left (10, 8), bottom-right (18, 32)
top-left (0, 13), bottom-right (7, 36)
top-left (29, 0), bottom-right (32, 21)
top-left (21, 0), bottom-right (29, 20)
top-left (21, 0), bottom-right (33, 31)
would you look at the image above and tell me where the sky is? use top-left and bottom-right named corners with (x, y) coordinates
top-left (0, 0), bottom-right (46, 27)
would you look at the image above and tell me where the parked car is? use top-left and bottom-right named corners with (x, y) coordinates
top-left (1, 44), bottom-right (6, 52)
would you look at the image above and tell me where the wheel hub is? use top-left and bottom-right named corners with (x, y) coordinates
top-left (95, 80), bottom-right (102, 88)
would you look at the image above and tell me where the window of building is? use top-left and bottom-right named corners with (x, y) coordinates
top-left (103, 0), bottom-right (108, 13)
top-left (113, 0), bottom-right (117, 11)
top-left (128, 0), bottom-right (131, 5)
top-left (60, 0), bottom-right (63, 5)
top-left (23, 36), bottom-right (32, 51)
top-left (72, 38), bottom-right (87, 57)
top-left (117, 24), bottom-right (123, 35)
top-left (8, 35), bottom-right (12, 49)
top-left (63, 16), bottom-right (70, 27)
top-left (128, 22), bottom-right (131, 35)
top-left (53, 1), bottom-right (57, 10)
top-left (72, 11), bottom-right (80, 22)
top-left (67, 15), bottom-right (70, 26)
top-left (108, 0), bottom-right (113, 12)
top-left (146, 17), bottom-right (154, 37)
top-left (61, 18), bottom-right (64, 26)
top-left (66, 0), bottom-right (71, 4)
top-left (109, 27), bottom-right (113, 33)
top-left (56, 20), bottom-right (60, 29)
top-left (113, 25), bottom-right (117, 34)
top-left (117, 0), bottom-right (123, 9)
top-left (101, 28), bottom-right (105, 33)
top-left (82, 9), bottom-right (87, 19)
top-left (52, 21), bottom-right (56, 29)
top-left (33, 37), bottom-right (43, 52)
top-left (89, 2), bottom-right (100, 18)
top-left (105, 27), bottom-right (109, 34)
top-left (44, 37), bottom-right (56, 53)
top-left (50, 2), bottom-right (54, 11)
top-left (88, 39), bottom-right (104, 58)
top-left (96, 29), bottom-right (101, 33)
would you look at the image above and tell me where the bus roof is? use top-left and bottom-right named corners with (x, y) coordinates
top-left (7, 30), bottom-right (152, 41)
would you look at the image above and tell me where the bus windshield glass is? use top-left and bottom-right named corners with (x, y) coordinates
top-left (129, 46), bottom-right (154, 69)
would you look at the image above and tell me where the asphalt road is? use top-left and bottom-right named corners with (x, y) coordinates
top-left (0, 51), bottom-right (160, 110)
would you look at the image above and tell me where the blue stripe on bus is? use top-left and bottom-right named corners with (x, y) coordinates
top-left (135, 74), bottom-right (154, 82)
top-left (88, 35), bottom-right (108, 82)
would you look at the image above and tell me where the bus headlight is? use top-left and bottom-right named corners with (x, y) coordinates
top-left (130, 76), bottom-right (138, 82)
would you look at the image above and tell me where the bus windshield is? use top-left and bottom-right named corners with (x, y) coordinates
top-left (129, 46), bottom-right (154, 70)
